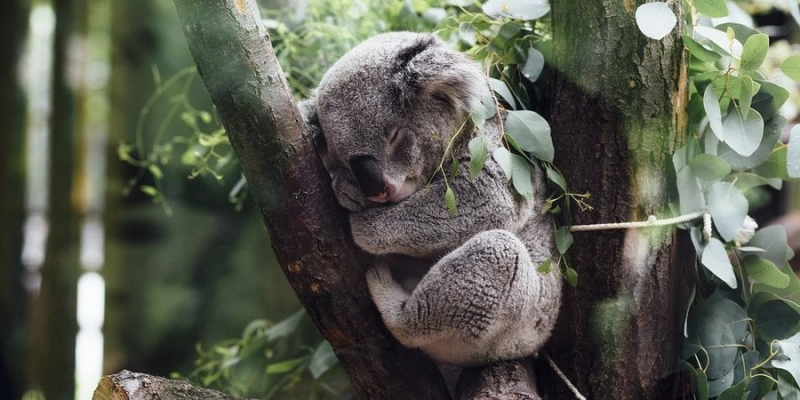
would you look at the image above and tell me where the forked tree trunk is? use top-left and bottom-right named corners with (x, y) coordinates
top-left (159, 0), bottom-right (690, 399)
top-left (171, 0), bottom-right (450, 398)
top-left (547, 0), bottom-right (691, 398)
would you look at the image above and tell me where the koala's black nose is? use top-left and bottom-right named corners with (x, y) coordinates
top-left (350, 156), bottom-right (385, 197)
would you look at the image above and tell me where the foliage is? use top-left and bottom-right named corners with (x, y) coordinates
top-left (174, 310), bottom-right (353, 399)
top-left (635, 0), bottom-right (800, 398)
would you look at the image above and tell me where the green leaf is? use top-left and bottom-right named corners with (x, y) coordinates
top-left (731, 172), bottom-right (770, 192)
top-left (308, 341), bottom-right (338, 379)
top-left (686, 297), bottom-right (748, 380)
top-left (789, 124), bottom-right (800, 179)
top-left (739, 75), bottom-right (755, 118)
top-left (752, 81), bottom-right (790, 119)
top-left (677, 166), bottom-right (705, 214)
top-left (752, 295), bottom-right (800, 340)
top-left (266, 309), bottom-right (304, 341)
top-left (781, 55), bottom-right (800, 82)
top-left (683, 35), bottom-right (722, 63)
top-left (707, 182), bottom-right (748, 242)
top-left (536, 257), bottom-right (552, 273)
top-left (694, 0), bottom-right (729, 17)
top-left (267, 357), bottom-right (307, 375)
top-left (505, 110), bottom-right (554, 162)
top-left (722, 108), bottom-right (764, 157)
top-left (704, 84), bottom-right (724, 142)
top-left (740, 34), bottom-right (769, 71)
top-left (556, 226), bottom-right (574, 255)
top-left (690, 154), bottom-right (731, 183)
top-left (521, 46), bottom-right (545, 83)
top-left (754, 146), bottom-right (790, 180)
top-left (468, 136), bottom-right (488, 179)
top-left (778, 369), bottom-right (800, 400)
top-left (458, 22), bottom-right (477, 46)
top-left (510, 154), bottom-right (533, 199)
top-left (635, 2), bottom-right (677, 40)
top-left (749, 226), bottom-right (792, 268)
top-left (482, 0), bottom-right (550, 20)
top-left (774, 339), bottom-right (800, 388)
top-left (444, 186), bottom-right (456, 217)
top-left (701, 238), bottom-right (738, 288)
top-left (564, 266), bottom-right (578, 287)
top-left (471, 89), bottom-right (497, 128)
top-left (546, 167), bottom-right (568, 192)
top-left (718, 115), bottom-right (785, 170)
top-left (695, 26), bottom-right (743, 58)
top-left (744, 256), bottom-right (790, 288)
top-left (140, 185), bottom-right (158, 197)
top-left (489, 78), bottom-right (517, 110)
top-left (492, 147), bottom-right (513, 179)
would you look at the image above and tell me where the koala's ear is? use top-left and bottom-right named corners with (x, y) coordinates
top-left (392, 35), bottom-right (489, 115)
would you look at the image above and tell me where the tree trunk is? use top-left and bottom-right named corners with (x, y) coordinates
top-left (93, 370), bottom-right (256, 400)
top-left (0, 1), bottom-right (31, 398)
top-left (171, 1), bottom-right (450, 398)
top-left (26, 0), bottom-right (85, 398)
top-left (547, 0), bottom-right (690, 398)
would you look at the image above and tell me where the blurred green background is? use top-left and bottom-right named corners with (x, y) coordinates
top-left (1, 0), bottom-right (799, 399)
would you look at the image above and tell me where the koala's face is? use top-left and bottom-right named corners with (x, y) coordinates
top-left (311, 33), bottom-right (486, 212)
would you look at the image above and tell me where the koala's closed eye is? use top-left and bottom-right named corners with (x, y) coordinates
top-left (387, 126), bottom-right (410, 151)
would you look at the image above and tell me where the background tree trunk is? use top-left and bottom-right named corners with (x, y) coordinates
top-left (171, 1), bottom-right (450, 398)
top-left (26, 0), bottom-right (85, 398)
top-left (547, 0), bottom-right (691, 398)
top-left (0, 1), bottom-right (31, 399)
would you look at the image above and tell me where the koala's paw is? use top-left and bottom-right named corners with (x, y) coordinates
top-left (366, 264), bottom-right (409, 319)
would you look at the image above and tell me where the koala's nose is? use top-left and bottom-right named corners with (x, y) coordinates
top-left (349, 156), bottom-right (386, 198)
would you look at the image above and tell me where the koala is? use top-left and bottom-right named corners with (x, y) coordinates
top-left (301, 32), bottom-right (562, 367)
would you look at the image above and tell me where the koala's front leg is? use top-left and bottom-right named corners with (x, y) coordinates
top-left (351, 159), bottom-right (522, 258)
top-left (366, 229), bottom-right (560, 366)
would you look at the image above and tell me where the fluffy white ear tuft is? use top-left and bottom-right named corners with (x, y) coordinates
top-left (391, 35), bottom-right (490, 116)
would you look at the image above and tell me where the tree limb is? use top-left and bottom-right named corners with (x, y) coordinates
top-left (92, 370), bottom-right (254, 400)
top-left (170, 0), bottom-right (449, 397)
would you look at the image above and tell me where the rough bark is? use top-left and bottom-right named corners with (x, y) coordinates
top-left (455, 360), bottom-right (540, 400)
top-left (0, 1), bottom-right (31, 398)
top-left (26, 0), bottom-right (85, 398)
top-left (92, 370), bottom-right (255, 400)
top-left (170, 0), bottom-right (450, 398)
top-left (547, 0), bottom-right (690, 399)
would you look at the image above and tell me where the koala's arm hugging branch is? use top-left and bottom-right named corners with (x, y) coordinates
top-left (170, 0), bottom-right (539, 398)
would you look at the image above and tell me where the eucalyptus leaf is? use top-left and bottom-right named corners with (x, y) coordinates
top-left (732, 172), bottom-right (770, 192)
top-left (739, 75), bottom-right (755, 118)
top-left (722, 108), bottom-right (764, 157)
top-left (778, 369), bottom-right (800, 400)
top-left (492, 147), bottom-right (513, 179)
top-left (482, 0), bottom-right (550, 20)
top-left (694, 0), bottom-right (729, 18)
top-left (749, 226), bottom-right (792, 268)
top-left (266, 309), bottom-right (305, 341)
top-left (740, 33), bottom-right (769, 71)
top-left (695, 25), bottom-right (743, 58)
top-left (458, 22), bottom-right (477, 46)
top-left (468, 136), bottom-right (488, 179)
top-left (444, 186), bottom-right (457, 217)
top-left (521, 47), bottom-right (545, 83)
top-left (489, 78), bottom-right (516, 110)
top-left (701, 238), bottom-right (738, 288)
top-left (635, 2), bottom-right (677, 40)
top-left (564, 266), bottom-right (578, 287)
top-left (744, 256), bottom-right (790, 289)
top-left (505, 110), bottom-right (554, 162)
top-left (788, 124), bottom-right (800, 179)
top-left (683, 34), bottom-right (722, 63)
top-left (687, 297), bottom-right (748, 380)
top-left (690, 153), bottom-right (731, 184)
top-left (754, 146), bottom-right (790, 180)
top-left (718, 115), bottom-right (785, 170)
top-left (556, 226), bottom-right (574, 255)
top-left (707, 182), bottom-right (748, 242)
top-left (774, 339), bottom-right (800, 389)
top-left (510, 154), bottom-right (533, 199)
top-left (781, 55), bottom-right (800, 82)
top-left (308, 341), bottom-right (338, 379)
top-left (751, 81), bottom-right (790, 120)
top-left (266, 356), bottom-right (307, 375)
top-left (753, 295), bottom-right (800, 340)
top-left (677, 166), bottom-right (705, 214)
top-left (546, 166), bottom-right (568, 192)
top-left (704, 84), bottom-right (724, 142)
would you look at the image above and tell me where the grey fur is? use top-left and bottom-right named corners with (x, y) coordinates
top-left (302, 32), bottom-right (561, 366)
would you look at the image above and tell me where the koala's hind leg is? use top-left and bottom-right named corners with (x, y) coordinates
top-left (366, 229), bottom-right (551, 365)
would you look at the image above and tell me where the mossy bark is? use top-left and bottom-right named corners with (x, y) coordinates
top-left (547, 0), bottom-right (692, 398)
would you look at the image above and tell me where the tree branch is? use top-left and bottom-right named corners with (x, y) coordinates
top-left (92, 371), bottom-right (254, 400)
top-left (170, 0), bottom-right (449, 397)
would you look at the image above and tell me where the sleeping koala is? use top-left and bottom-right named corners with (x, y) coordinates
top-left (301, 32), bottom-right (562, 366)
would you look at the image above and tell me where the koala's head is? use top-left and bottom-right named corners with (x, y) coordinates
top-left (311, 32), bottom-right (490, 212)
